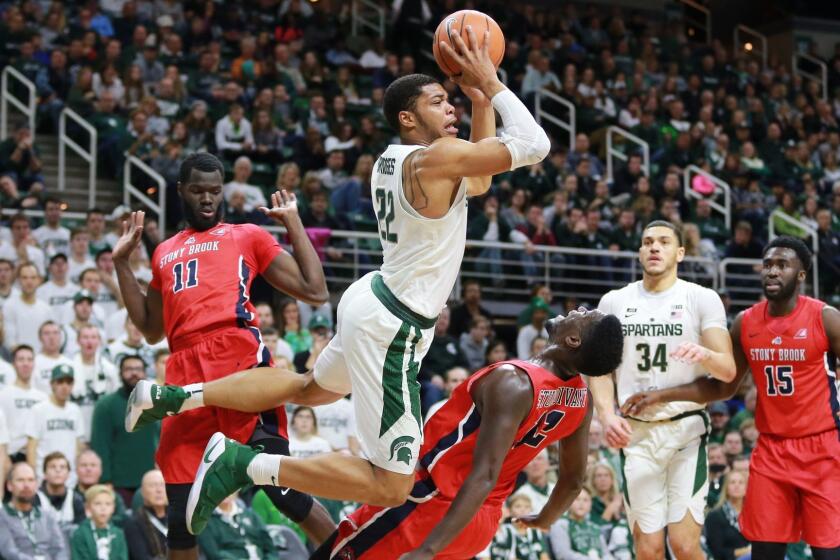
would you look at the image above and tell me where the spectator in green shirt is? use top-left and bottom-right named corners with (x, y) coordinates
top-left (70, 485), bottom-right (129, 560)
top-left (198, 493), bottom-right (277, 560)
top-left (90, 355), bottom-right (158, 505)
top-left (588, 463), bottom-right (623, 527)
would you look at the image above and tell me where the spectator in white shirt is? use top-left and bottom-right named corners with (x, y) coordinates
top-left (0, 345), bottom-right (47, 460)
top-left (313, 396), bottom-right (359, 454)
top-left (71, 325), bottom-right (118, 438)
top-left (0, 214), bottom-right (46, 276)
top-left (32, 198), bottom-right (71, 258)
top-left (62, 271), bottom-right (107, 328)
top-left (94, 248), bottom-right (123, 318)
top-left (61, 290), bottom-right (106, 356)
top-left (223, 156), bottom-right (268, 213)
top-left (68, 229), bottom-right (95, 283)
top-left (26, 364), bottom-right (86, 479)
top-left (215, 103), bottom-right (254, 158)
top-left (288, 406), bottom-right (332, 459)
top-left (2, 263), bottom-right (52, 352)
top-left (34, 321), bottom-right (73, 393)
top-left (106, 317), bottom-right (155, 377)
top-left (516, 298), bottom-right (550, 360)
top-left (37, 254), bottom-right (78, 324)
top-left (86, 209), bottom-right (111, 257)
top-left (0, 258), bottom-right (18, 303)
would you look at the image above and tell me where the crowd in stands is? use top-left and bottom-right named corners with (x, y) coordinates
top-left (0, 0), bottom-right (836, 558)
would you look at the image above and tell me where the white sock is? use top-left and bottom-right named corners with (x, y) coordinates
top-left (246, 453), bottom-right (283, 486)
top-left (180, 383), bottom-right (205, 412)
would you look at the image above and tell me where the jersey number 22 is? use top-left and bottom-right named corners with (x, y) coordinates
top-left (375, 188), bottom-right (398, 243)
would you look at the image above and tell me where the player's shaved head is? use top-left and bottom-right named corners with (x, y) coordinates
top-left (761, 236), bottom-right (811, 302)
top-left (544, 310), bottom-right (624, 377)
top-left (178, 152), bottom-right (225, 231)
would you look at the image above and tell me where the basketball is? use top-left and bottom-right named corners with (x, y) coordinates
top-left (433, 10), bottom-right (505, 77)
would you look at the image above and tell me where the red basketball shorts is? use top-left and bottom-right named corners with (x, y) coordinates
top-left (330, 493), bottom-right (501, 559)
top-left (156, 326), bottom-right (284, 484)
top-left (740, 430), bottom-right (840, 548)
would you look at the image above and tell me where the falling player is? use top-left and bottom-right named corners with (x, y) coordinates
top-left (622, 236), bottom-right (840, 560)
top-left (112, 153), bottom-right (335, 558)
top-left (160, 309), bottom-right (623, 560)
top-left (126, 27), bottom-right (550, 535)
top-left (591, 220), bottom-right (736, 560)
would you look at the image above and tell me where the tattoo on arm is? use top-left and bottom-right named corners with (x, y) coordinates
top-left (404, 153), bottom-right (429, 210)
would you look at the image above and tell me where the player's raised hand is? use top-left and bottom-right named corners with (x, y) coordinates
top-left (621, 391), bottom-right (662, 418)
top-left (259, 190), bottom-right (300, 225)
top-left (112, 211), bottom-right (145, 262)
top-left (670, 341), bottom-right (711, 365)
top-left (440, 26), bottom-right (498, 90)
top-left (513, 514), bottom-right (551, 532)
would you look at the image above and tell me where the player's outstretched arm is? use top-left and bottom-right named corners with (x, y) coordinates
top-left (622, 313), bottom-right (750, 417)
top-left (112, 211), bottom-right (165, 343)
top-left (517, 402), bottom-right (593, 531)
top-left (402, 367), bottom-right (533, 560)
top-left (260, 190), bottom-right (328, 305)
top-left (588, 374), bottom-right (632, 448)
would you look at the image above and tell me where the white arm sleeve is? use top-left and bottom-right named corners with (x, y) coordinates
top-left (491, 89), bottom-right (551, 171)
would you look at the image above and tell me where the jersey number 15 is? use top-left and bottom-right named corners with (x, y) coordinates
top-left (764, 365), bottom-right (794, 396)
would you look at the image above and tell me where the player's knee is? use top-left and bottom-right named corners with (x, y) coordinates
top-left (635, 538), bottom-right (665, 560)
top-left (668, 534), bottom-right (699, 559)
top-left (370, 475), bottom-right (413, 507)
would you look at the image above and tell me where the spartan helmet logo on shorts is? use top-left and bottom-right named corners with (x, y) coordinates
top-left (389, 435), bottom-right (415, 465)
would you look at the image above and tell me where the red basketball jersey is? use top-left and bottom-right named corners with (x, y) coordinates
top-left (741, 296), bottom-right (840, 438)
top-left (417, 360), bottom-right (589, 507)
top-left (149, 223), bottom-right (283, 346)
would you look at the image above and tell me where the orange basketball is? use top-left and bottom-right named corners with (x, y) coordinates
top-left (433, 10), bottom-right (505, 77)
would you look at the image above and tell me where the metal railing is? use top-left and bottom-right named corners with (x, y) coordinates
top-left (0, 66), bottom-right (36, 141)
top-left (123, 155), bottom-right (167, 237)
top-left (734, 24), bottom-right (768, 70)
top-left (793, 52), bottom-right (828, 101)
top-left (352, 0), bottom-right (385, 39)
top-left (683, 165), bottom-right (732, 229)
top-left (678, 0), bottom-right (711, 44)
top-left (535, 88), bottom-right (575, 148)
top-left (261, 227), bottom-right (718, 306)
top-left (58, 108), bottom-right (97, 208)
top-left (768, 209), bottom-right (820, 298)
top-left (606, 126), bottom-right (650, 183)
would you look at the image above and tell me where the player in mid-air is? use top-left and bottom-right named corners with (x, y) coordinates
top-left (622, 236), bottom-right (840, 560)
top-left (112, 153), bottom-right (335, 558)
top-left (157, 308), bottom-right (623, 560)
top-left (125, 26), bottom-right (550, 536)
top-left (591, 220), bottom-right (736, 560)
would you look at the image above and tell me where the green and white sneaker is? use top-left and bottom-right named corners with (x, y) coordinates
top-left (187, 432), bottom-right (257, 535)
top-left (124, 379), bottom-right (187, 432)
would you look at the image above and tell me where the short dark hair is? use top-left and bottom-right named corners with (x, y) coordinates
top-left (643, 220), bottom-right (684, 246)
top-left (87, 208), bottom-right (105, 217)
top-left (95, 248), bottom-right (112, 261)
top-left (43, 451), bottom-right (70, 473)
top-left (11, 344), bottom-right (34, 360)
top-left (383, 74), bottom-right (438, 132)
top-left (763, 235), bottom-right (812, 273)
top-left (9, 213), bottom-right (29, 227)
top-left (178, 152), bottom-right (224, 186)
top-left (119, 354), bottom-right (146, 372)
top-left (577, 314), bottom-right (624, 377)
top-left (43, 197), bottom-right (63, 208)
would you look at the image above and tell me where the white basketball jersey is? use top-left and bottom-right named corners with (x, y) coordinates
top-left (371, 144), bottom-right (468, 319)
top-left (597, 279), bottom-right (728, 421)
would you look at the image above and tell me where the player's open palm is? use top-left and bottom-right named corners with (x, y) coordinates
top-left (112, 211), bottom-right (145, 262)
top-left (440, 27), bottom-right (496, 88)
top-left (259, 190), bottom-right (299, 225)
